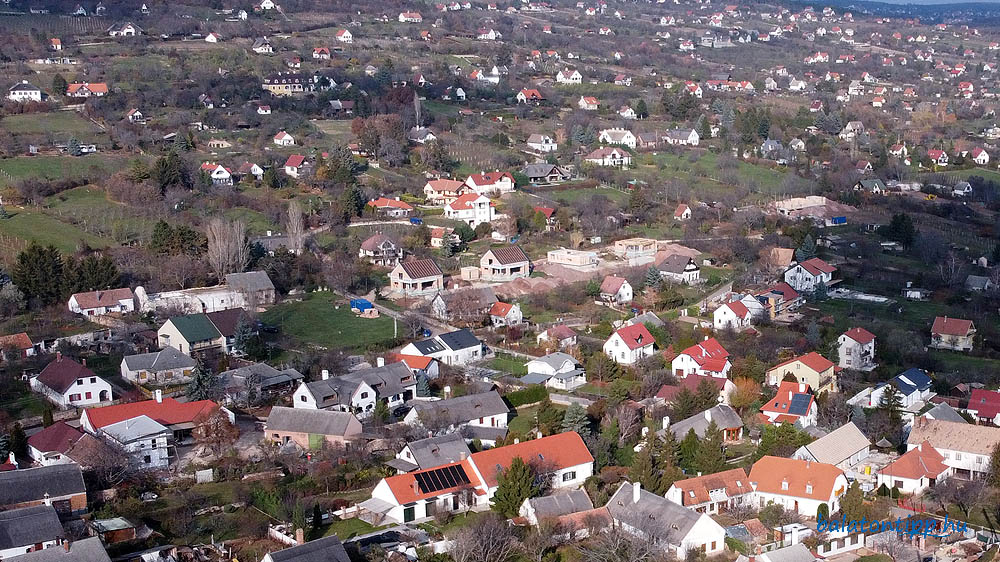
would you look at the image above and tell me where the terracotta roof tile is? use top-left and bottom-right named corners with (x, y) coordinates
top-left (748, 456), bottom-right (845, 501)
top-left (400, 259), bottom-right (442, 280)
top-left (931, 316), bottom-right (974, 337)
top-left (612, 323), bottom-right (655, 351)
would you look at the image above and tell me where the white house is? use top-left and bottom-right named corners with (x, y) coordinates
top-left (603, 323), bottom-right (656, 365)
top-left (862, 368), bottom-right (933, 410)
top-left (100, 415), bottom-right (171, 469)
top-left (7, 81), bottom-right (43, 103)
top-left (292, 362), bottom-right (416, 417)
top-left (598, 128), bottom-right (638, 149)
top-left (607, 482), bottom-right (727, 559)
top-left (444, 193), bottom-right (495, 228)
top-left (584, 147), bottom-right (631, 167)
top-left (273, 131), bottom-right (295, 146)
top-left (68, 288), bottom-right (135, 317)
top-left (760, 382), bottom-right (818, 427)
top-left (665, 467), bottom-right (753, 515)
top-left (972, 148), bottom-right (990, 166)
top-left (907, 418), bottom-right (1000, 480)
top-left (877, 440), bottom-right (952, 494)
top-left (464, 171), bottom-right (515, 195)
top-left (657, 254), bottom-right (700, 284)
top-left (361, 432), bottom-right (593, 525)
top-left (399, 329), bottom-right (485, 367)
top-left (793, 422), bottom-right (870, 470)
top-left (336, 29), bottom-right (353, 43)
top-left (120, 346), bottom-right (198, 385)
top-left (403, 391), bottom-right (509, 441)
top-left (663, 128), bottom-right (700, 146)
top-left (557, 69), bottom-right (582, 84)
top-left (713, 301), bottom-right (752, 332)
top-left (200, 162), bottom-right (233, 186)
top-left (577, 96), bottom-right (600, 110)
top-left (671, 338), bottom-right (731, 379)
top-left (783, 258), bottom-right (836, 292)
top-left (480, 246), bottom-right (530, 282)
top-left (748, 456), bottom-right (849, 517)
top-left (527, 134), bottom-right (557, 152)
top-left (599, 276), bottom-right (632, 304)
top-left (31, 354), bottom-right (113, 408)
top-left (837, 327), bottom-right (876, 371)
top-left (523, 352), bottom-right (586, 391)
top-left (488, 301), bottom-right (522, 327)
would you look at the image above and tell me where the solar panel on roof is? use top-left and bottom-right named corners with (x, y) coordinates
top-left (414, 464), bottom-right (470, 494)
top-left (788, 394), bottom-right (812, 416)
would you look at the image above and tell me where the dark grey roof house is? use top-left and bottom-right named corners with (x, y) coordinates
top-left (262, 535), bottom-right (351, 562)
top-left (0, 505), bottom-right (65, 555)
top-left (387, 433), bottom-right (472, 472)
top-left (4, 537), bottom-right (110, 562)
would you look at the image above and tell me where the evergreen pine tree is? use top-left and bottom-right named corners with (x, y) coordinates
top-left (671, 387), bottom-right (699, 421)
top-left (42, 409), bottom-right (54, 427)
top-left (416, 375), bottom-right (431, 397)
top-left (233, 316), bottom-right (256, 354)
top-left (52, 74), bottom-right (67, 96)
top-left (634, 99), bottom-right (649, 119)
top-left (536, 397), bottom-right (564, 435)
top-left (8, 423), bottom-right (27, 459)
top-left (645, 266), bottom-right (662, 289)
top-left (700, 117), bottom-right (712, 142)
top-left (877, 386), bottom-right (904, 425)
top-left (629, 434), bottom-right (660, 492)
top-left (695, 378), bottom-right (721, 411)
top-left (312, 504), bottom-right (323, 529)
top-left (654, 430), bottom-right (683, 494)
top-left (0, 205), bottom-right (9, 219)
top-left (66, 138), bottom-right (82, 157)
top-left (491, 456), bottom-right (538, 517)
top-left (561, 402), bottom-right (590, 435)
top-left (795, 234), bottom-right (817, 262)
top-left (678, 428), bottom-right (699, 472)
top-left (693, 421), bottom-right (726, 475)
top-left (710, 98), bottom-right (725, 115)
top-left (186, 366), bottom-right (220, 401)
top-left (13, 243), bottom-right (65, 306)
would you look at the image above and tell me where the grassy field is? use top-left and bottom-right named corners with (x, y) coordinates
top-left (488, 352), bottom-right (528, 376)
top-left (45, 186), bottom-right (151, 243)
top-left (0, 207), bottom-right (114, 256)
top-left (1, 112), bottom-right (103, 140)
top-left (312, 119), bottom-right (354, 144)
top-left (261, 292), bottom-right (398, 351)
top-left (507, 402), bottom-right (567, 435)
top-left (0, 154), bottom-right (130, 184)
top-left (547, 186), bottom-right (629, 204)
top-left (928, 167), bottom-right (1000, 184)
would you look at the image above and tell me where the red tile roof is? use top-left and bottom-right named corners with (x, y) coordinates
top-left (0, 332), bottom-right (32, 350)
top-left (612, 323), bottom-right (655, 351)
top-left (799, 257), bottom-right (837, 276)
top-left (749, 456), bottom-right (845, 501)
top-left (880, 441), bottom-right (948, 480)
top-left (544, 325), bottom-right (576, 341)
top-left (770, 352), bottom-right (833, 374)
top-left (471, 432), bottom-right (593, 488)
top-left (284, 154), bottom-right (306, 168)
top-left (399, 258), bottom-right (443, 280)
top-left (384, 459), bottom-right (482, 504)
top-left (931, 316), bottom-right (974, 337)
top-left (37, 356), bottom-right (98, 394)
top-left (674, 203), bottom-right (690, 218)
top-left (724, 301), bottom-right (750, 318)
top-left (467, 171), bottom-right (514, 186)
top-left (843, 327), bottom-right (875, 345)
top-left (389, 354), bottom-right (434, 370)
top-left (67, 82), bottom-right (108, 94)
top-left (677, 338), bottom-right (730, 367)
top-left (533, 206), bottom-right (555, 219)
top-left (489, 302), bottom-right (515, 317)
top-left (27, 421), bottom-right (84, 454)
top-left (599, 276), bottom-right (626, 295)
top-left (426, 179), bottom-right (465, 193)
top-left (766, 282), bottom-right (800, 301)
top-left (969, 389), bottom-right (1000, 421)
top-left (368, 197), bottom-right (413, 210)
top-left (447, 193), bottom-right (487, 210)
top-left (70, 287), bottom-right (134, 310)
top-left (760, 381), bottom-right (814, 417)
top-left (83, 398), bottom-right (218, 429)
top-left (672, 467), bottom-right (751, 506)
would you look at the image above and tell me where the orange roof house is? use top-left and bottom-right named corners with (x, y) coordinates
top-left (665, 467), bottom-right (753, 514)
top-left (765, 352), bottom-right (836, 392)
top-left (877, 441), bottom-right (951, 493)
top-left (748, 456), bottom-right (849, 516)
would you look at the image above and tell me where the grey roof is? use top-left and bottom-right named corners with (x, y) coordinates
top-left (605, 482), bottom-right (701, 544)
top-left (409, 338), bottom-right (446, 355)
top-left (404, 434), bottom-right (472, 468)
top-left (437, 329), bottom-right (482, 351)
top-left (0, 505), bottom-right (64, 550)
top-left (527, 352), bottom-right (579, 373)
top-left (122, 346), bottom-right (197, 372)
top-left (222, 362), bottom-right (304, 389)
top-left (343, 525), bottom-right (430, 551)
top-left (265, 535), bottom-right (351, 562)
top-left (0, 464), bottom-right (86, 507)
top-left (305, 362), bottom-right (414, 408)
top-left (924, 402), bottom-right (968, 424)
top-left (965, 275), bottom-right (991, 290)
top-left (5, 537), bottom-right (110, 562)
top-left (525, 489), bottom-right (593, 518)
top-left (409, 391), bottom-right (509, 426)
top-left (520, 163), bottom-right (569, 179)
top-left (225, 270), bottom-right (275, 293)
top-left (9, 81), bottom-right (41, 92)
top-left (800, 422), bottom-right (870, 465)
top-left (101, 415), bottom-right (169, 443)
top-left (657, 254), bottom-right (697, 274)
top-left (520, 373), bottom-right (551, 385)
top-left (754, 544), bottom-right (816, 562)
top-left (668, 405), bottom-right (743, 440)
top-left (551, 369), bottom-right (585, 381)
top-left (628, 311), bottom-right (665, 327)
top-left (462, 425), bottom-right (508, 441)
top-left (266, 407), bottom-right (359, 437)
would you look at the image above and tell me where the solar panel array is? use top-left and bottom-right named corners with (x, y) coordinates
top-left (414, 464), bottom-right (470, 494)
top-left (788, 394), bottom-right (812, 416)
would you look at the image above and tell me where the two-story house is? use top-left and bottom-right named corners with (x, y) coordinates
top-left (423, 179), bottom-right (469, 205)
top-left (99, 415), bottom-right (171, 469)
top-left (657, 254), bottom-right (700, 284)
top-left (399, 329), bottom-right (485, 366)
top-left (714, 301), bottom-right (752, 332)
top-left (464, 171), bottom-right (515, 195)
top-left (444, 193), bottom-right (496, 227)
top-left (359, 234), bottom-right (403, 267)
top-left (607, 482), bottom-right (726, 559)
top-left (671, 338), bottom-right (732, 379)
top-left (603, 323), bottom-right (656, 365)
top-left (907, 418), bottom-right (1000, 480)
top-left (293, 361), bottom-right (417, 417)
top-left (479, 246), bottom-right (530, 282)
top-left (404, 390), bottom-right (510, 444)
top-left (748, 456), bottom-right (848, 517)
top-left (783, 258), bottom-right (836, 292)
top-left (389, 259), bottom-right (444, 296)
top-left (599, 276), bottom-right (633, 304)
top-left (766, 352), bottom-right (837, 393)
top-left (837, 327), bottom-right (877, 371)
top-left (930, 316), bottom-right (976, 352)
top-left (522, 352), bottom-right (586, 391)
top-left (31, 354), bottom-right (112, 408)
top-left (665, 467), bottom-right (753, 515)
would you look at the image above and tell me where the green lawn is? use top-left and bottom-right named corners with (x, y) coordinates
top-left (45, 186), bottom-right (151, 243)
top-left (316, 517), bottom-right (379, 540)
top-left (1, 112), bottom-right (103, 139)
top-left (311, 119), bottom-right (354, 144)
top-left (0, 207), bottom-right (114, 256)
top-left (548, 186), bottom-right (629, 204)
top-left (929, 167), bottom-right (1000, 184)
top-left (507, 402), bottom-right (566, 435)
top-left (0, 154), bottom-right (129, 184)
top-left (261, 292), bottom-right (398, 351)
top-left (488, 353), bottom-right (527, 376)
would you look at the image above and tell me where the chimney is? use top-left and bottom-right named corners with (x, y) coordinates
top-left (444, 385), bottom-right (452, 399)
top-left (537, 430), bottom-right (543, 439)
top-left (917, 442), bottom-right (922, 452)
top-left (377, 357), bottom-right (385, 368)
top-left (806, 460), bottom-right (811, 468)
top-left (266, 230), bottom-right (272, 237)
top-left (411, 480), bottom-right (419, 494)
top-left (322, 369), bottom-right (330, 380)
top-left (513, 438), bottom-right (519, 444)
top-left (56, 351), bottom-right (62, 362)
top-left (295, 528), bottom-right (304, 545)
top-left (788, 391), bottom-right (793, 400)
top-left (154, 389), bottom-right (163, 403)
top-left (661, 415), bottom-right (670, 430)
top-left (63, 540), bottom-right (70, 552)
top-left (703, 335), bottom-right (709, 341)
top-left (460, 451), bottom-right (467, 460)
top-left (704, 409), bottom-right (712, 422)
top-left (633, 482), bottom-right (641, 504)
top-left (43, 493), bottom-right (51, 506)
top-left (81, 358), bottom-right (86, 367)
top-left (798, 382), bottom-right (806, 393)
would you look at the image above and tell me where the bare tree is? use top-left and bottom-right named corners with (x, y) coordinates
top-left (449, 513), bottom-right (521, 562)
top-left (611, 404), bottom-right (641, 445)
top-left (576, 524), bottom-right (667, 562)
top-left (286, 200), bottom-right (305, 254)
top-left (206, 217), bottom-right (250, 280)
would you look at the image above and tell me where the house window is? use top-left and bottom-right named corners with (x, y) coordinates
top-left (69, 393), bottom-right (81, 401)
top-left (805, 484), bottom-right (813, 494)
top-left (711, 542), bottom-right (717, 551)
top-left (85, 392), bottom-right (92, 400)
top-left (144, 455), bottom-right (151, 464)
top-left (955, 453), bottom-right (962, 461)
top-left (781, 481), bottom-right (788, 490)
top-left (360, 392), bottom-right (369, 399)
top-left (562, 471), bottom-right (576, 482)
top-left (90, 377), bottom-right (96, 383)
top-left (300, 395), bottom-right (306, 402)
top-left (76, 380), bottom-right (83, 385)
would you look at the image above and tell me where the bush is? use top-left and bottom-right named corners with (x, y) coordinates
top-left (890, 486), bottom-right (900, 499)
top-left (817, 503), bottom-right (829, 520)
top-left (725, 537), bottom-right (749, 555)
top-left (877, 483), bottom-right (890, 496)
top-left (505, 385), bottom-right (548, 407)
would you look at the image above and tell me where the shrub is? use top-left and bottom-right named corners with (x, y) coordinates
top-left (505, 385), bottom-right (548, 407)
top-left (817, 503), bottom-right (829, 520)
top-left (725, 537), bottom-right (749, 555)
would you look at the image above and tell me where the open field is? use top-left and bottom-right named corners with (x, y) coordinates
top-left (45, 186), bottom-right (152, 243)
top-left (0, 206), bottom-right (113, 258)
top-left (312, 119), bottom-right (354, 144)
top-left (261, 292), bottom-right (399, 351)
top-left (0, 154), bottom-right (130, 184)
top-left (2, 112), bottom-right (103, 139)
